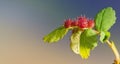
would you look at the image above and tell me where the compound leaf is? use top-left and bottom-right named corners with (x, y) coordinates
top-left (80, 29), bottom-right (98, 59)
top-left (95, 7), bottom-right (116, 31)
top-left (43, 26), bottom-right (69, 43)
top-left (100, 31), bottom-right (110, 43)
top-left (70, 28), bottom-right (82, 54)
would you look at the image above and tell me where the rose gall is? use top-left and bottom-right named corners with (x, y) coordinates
top-left (87, 20), bottom-right (95, 28)
top-left (71, 20), bottom-right (78, 26)
top-left (78, 17), bottom-right (88, 29)
top-left (64, 19), bottom-right (72, 28)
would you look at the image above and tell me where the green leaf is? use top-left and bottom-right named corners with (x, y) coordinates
top-left (43, 26), bottom-right (69, 43)
top-left (80, 29), bottom-right (98, 59)
top-left (100, 31), bottom-right (110, 43)
top-left (70, 28), bottom-right (82, 54)
top-left (95, 7), bottom-right (116, 31)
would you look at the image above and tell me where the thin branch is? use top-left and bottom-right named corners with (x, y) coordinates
top-left (106, 40), bottom-right (120, 64)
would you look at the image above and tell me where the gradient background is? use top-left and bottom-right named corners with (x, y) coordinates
top-left (0, 0), bottom-right (120, 64)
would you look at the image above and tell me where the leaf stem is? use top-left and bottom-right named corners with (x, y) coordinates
top-left (106, 40), bottom-right (120, 64)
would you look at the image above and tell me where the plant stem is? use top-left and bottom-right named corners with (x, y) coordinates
top-left (106, 40), bottom-right (120, 64)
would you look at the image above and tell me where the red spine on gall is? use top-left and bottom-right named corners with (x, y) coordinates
top-left (64, 19), bottom-right (72, 28)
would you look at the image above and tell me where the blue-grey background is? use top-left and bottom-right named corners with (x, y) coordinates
top-left (0, 0), bottom-right (120, 64)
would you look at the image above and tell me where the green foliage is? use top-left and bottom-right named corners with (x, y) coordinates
top-left (100, 31), bottom-right (110, 43)
top-left (43, 26), bottom-right (69, 43)
top-left (70, 28), bottom-right (81, 54)
top-left (80, 29), bottom-right (98, 59)
top-left (43, 7), bottom-right (118, 64)
top-left (95, 7), bottom-right (116, 31)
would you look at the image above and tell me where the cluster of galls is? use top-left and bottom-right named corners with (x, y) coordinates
top-left (64, 16), bottom-right (95, 29)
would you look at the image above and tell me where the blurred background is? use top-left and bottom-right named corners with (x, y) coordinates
top-left (0, 0), bottom-right (120, 64)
